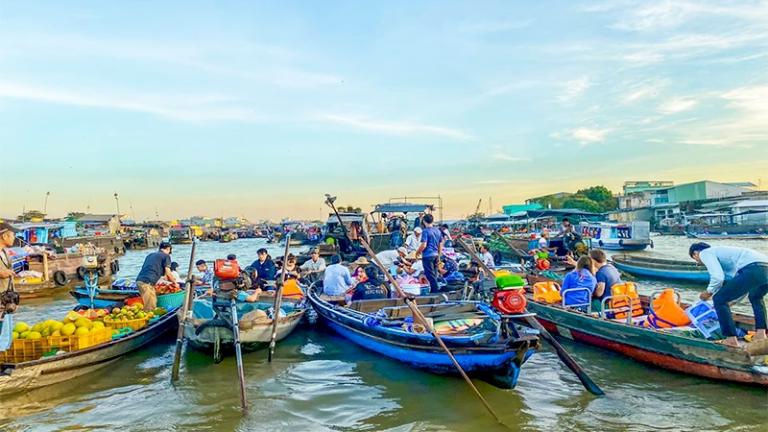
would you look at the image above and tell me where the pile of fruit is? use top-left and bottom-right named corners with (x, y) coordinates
top-left (104, 304), bottom-right (167, 327)
top-left (155, 280), bottom-right (181, 295)
top-left (12, 311), bottom-right (108, 341)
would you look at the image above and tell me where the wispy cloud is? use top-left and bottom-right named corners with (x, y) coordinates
top-left (556, 127), bottom-right (611, 145)
top-left (0, 81), bottom-right (271, 123)
top-left (658, 97), bottom-right (697, 114)
top-left (622, 81), bottom-right (664, 103)
top-left (318, 114), bottom-right (473, 140)
top-left (559, 76), bottom-right (591, 102)
top-left (492, 153), bottom-right (531, 162)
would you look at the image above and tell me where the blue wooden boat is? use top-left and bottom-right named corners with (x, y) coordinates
top-left (612, 254), bottom-right (710, 283)
top-left (69, 287), bottom-right (138, 309)
top-left (308, 289), bottom-right (539, 389)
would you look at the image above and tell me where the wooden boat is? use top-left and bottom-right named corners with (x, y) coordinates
top-left (183, 294), bottom-right (304, 352)
top-left (523, 291), bottom-right (768, 386)
top-left (70, 287), bottom-right (138, 309)
top-left (308, 288), bottom-right (540, 389)
top-left (0, 309), bottom-right (178, 395)
top-left (612, 254), bottom-right (709, 283)
top-left (688, 232), bottom-right (768, 240)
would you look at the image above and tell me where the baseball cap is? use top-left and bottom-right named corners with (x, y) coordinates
top-left (0, 222), bottom-right (20, 234)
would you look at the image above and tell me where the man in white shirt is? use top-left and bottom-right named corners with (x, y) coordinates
top-left (300, 249), bottom-right (326, 283)
top-left (689, 243), bottom-right (768, 347)
top-left (404, 227), bottom-right (422, 254)
top-left (376, 247), bottom-right (407, 270)
top-left (480, 244), bottom-right (495, 269)
top-left (322, 255), bottom-right (354, 296)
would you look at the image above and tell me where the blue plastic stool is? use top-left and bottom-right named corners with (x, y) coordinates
top-left (685, 301), bottom-right (721, 339)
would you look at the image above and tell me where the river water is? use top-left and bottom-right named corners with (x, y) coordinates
top-left (2, 237), bottom-right (766, 432)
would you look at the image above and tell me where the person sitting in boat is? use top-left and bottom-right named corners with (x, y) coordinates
top-left (169, 261), bottom-right (182, 283)
top-left (589, 249), bottom-right (622, 312)
top-left (375, 247), bottom-right (408, 273)
top-left (349, 265), bottom-right (388, 302)
top-left (249, 248), bottom-right (277, 288)
top-left (689, 243), bottom-right (768, 347)
top-left (350, 256), bottom-right (370, 283)
top-left (439, 255), bottom-right (464, 286)
top-left (479, 244), bottom-right (495, 269)
top-left (299, 249), bottom-right (326, 284)
top-left (404, 227), bottom-right (422, 254)
top-left (388, 215), bottom-right (404, 248)
top-left (194, 259), bottom-right (214, 286)
top-left (561, 256), bottom-right (596, 311)
top-left (276, 254), bottom-right (300, 281)
top-left (440, 224), bottom-right (453, 248)
top-left (323, 255), bottom-right (355, 297)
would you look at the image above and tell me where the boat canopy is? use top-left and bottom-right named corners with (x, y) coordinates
top-left (372, 203), bottom-right (433, 214)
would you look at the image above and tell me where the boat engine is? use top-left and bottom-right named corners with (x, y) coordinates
top-left (492, 289), bottom-right (527, 315)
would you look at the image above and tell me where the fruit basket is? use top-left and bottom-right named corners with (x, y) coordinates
top-left (157, 291), bottom-right (186, 309)
top-left (45, 327), bottom-right (113, 352)
top-left (0, 338), bottom-right (45, 363)
top-left (103, 316), bottom-right (148, 331)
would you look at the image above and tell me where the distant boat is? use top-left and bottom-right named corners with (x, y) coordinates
top-left (612, 254), bottom-right (709, 283)
top-left (687, 232), bottom-right (768, 240)
top-left (582, 221), bottom-right (652, 251)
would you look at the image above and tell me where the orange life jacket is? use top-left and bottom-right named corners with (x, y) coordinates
top-left (281, 279), bottom-right (304, 298)
top-left (533, 281), bottom-right (562, 304)
top-left (643, 288), bottom-right (691, 328)
top-left (610, 282), bottom-right (644, 319)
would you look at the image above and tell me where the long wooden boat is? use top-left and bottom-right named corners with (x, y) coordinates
top-left (308, 288), bottom-right (539, 389)
top-left (70, 287), bottom-right (138, 309)
top-left (688, 232), bottom-right (768, 240)
top-left (523, 293), bottom-right (768, 386)
top-left (611, 254), bottom-right (709, 283)
top-left (0, 309), bottom-right (178, 395)
top-left (184, 295), bottom-right (304, 352)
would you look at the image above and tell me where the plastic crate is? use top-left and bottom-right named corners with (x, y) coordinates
top-left (45, 327), bottom-right (113, 352)
top-left (685, 301), bottom-right (721, 339)
top-left (0, 338), bottom-right (45, 363)
top-left (157, 291), bottom-right (186, 309)
top-left (103, 316), bottom-right (148, 331)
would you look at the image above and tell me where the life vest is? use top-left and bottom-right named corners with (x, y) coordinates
top-left (643, 289), bottom-right (691, 328)
top-left (610, 282), bottom-right (644, 319)
top-left (281, 278), bottom-right (305, 298)
top-left (492, 289), bottom-right (527, 314)
top-left (533, 281), bottom-right (562, 304)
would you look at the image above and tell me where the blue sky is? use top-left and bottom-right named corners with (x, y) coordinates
top-left (1, 1), bottom-right (766, 221)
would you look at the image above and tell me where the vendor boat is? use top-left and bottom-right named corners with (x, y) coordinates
top-left (0, 308), bottom-right (178, 394)
top-left (183, 293), bottom-right (305, 356)
top-left (522, 284), bottom-right (768, 386)
top-left (612, 254), bottom-right (709, 283)
top-left (308, 287), bottom-right (539, 389)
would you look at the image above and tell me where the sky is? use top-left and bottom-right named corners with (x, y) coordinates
top-left (1, 0), bottom-right (767, 221)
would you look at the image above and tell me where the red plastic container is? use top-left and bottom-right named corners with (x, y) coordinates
top-left (214, 259), bottom-right (241, 280)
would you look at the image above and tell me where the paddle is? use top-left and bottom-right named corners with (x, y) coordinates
top-left (325, 195), bottom-right (506, 425)
top-left (171, 240), bottom-right (197, 382)
top-left (268, 233), bottom-right (291, 362)
top-left (454, 237), bottom-right (605, 396)
top-left (230, 295), bottom-right (248, 412)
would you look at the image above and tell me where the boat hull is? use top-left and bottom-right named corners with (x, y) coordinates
top-left (309, 292), bottom-right (538, 389)
top-left (0, 310), bottom-right (178, 394)
top-left (184, 311), bottom-right (304, 352)
top-left (612, 257), bottom-right (709, 282)
top-left (525, 301), bottom-right (768, 386)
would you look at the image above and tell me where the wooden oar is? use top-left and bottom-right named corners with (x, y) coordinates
top-left (230, 295), bottom-right (248, 411)
top-left (268, 234), bottom-right (291, 362)
top-left (454, 237), bottom-right (604, 396)
top-left (171, 240), bottom-right (197, 382)
top-left (325, 196), bottom-right (506, 425)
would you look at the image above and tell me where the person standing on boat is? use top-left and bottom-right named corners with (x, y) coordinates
top-left (417, 214), bottom-right (443, 294)
top-left (589, 249), bottom-right (622, 312)
top-left (689, 243), bottom-right (768, 347)
top-left (404, 227), bottom-right (422, 254)
top-left (0, 223), bottom-right (20, 317)
top-left (388, 215), bottom-right (404, 248)
top-left (135, 242), bottom-right (175, 312)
